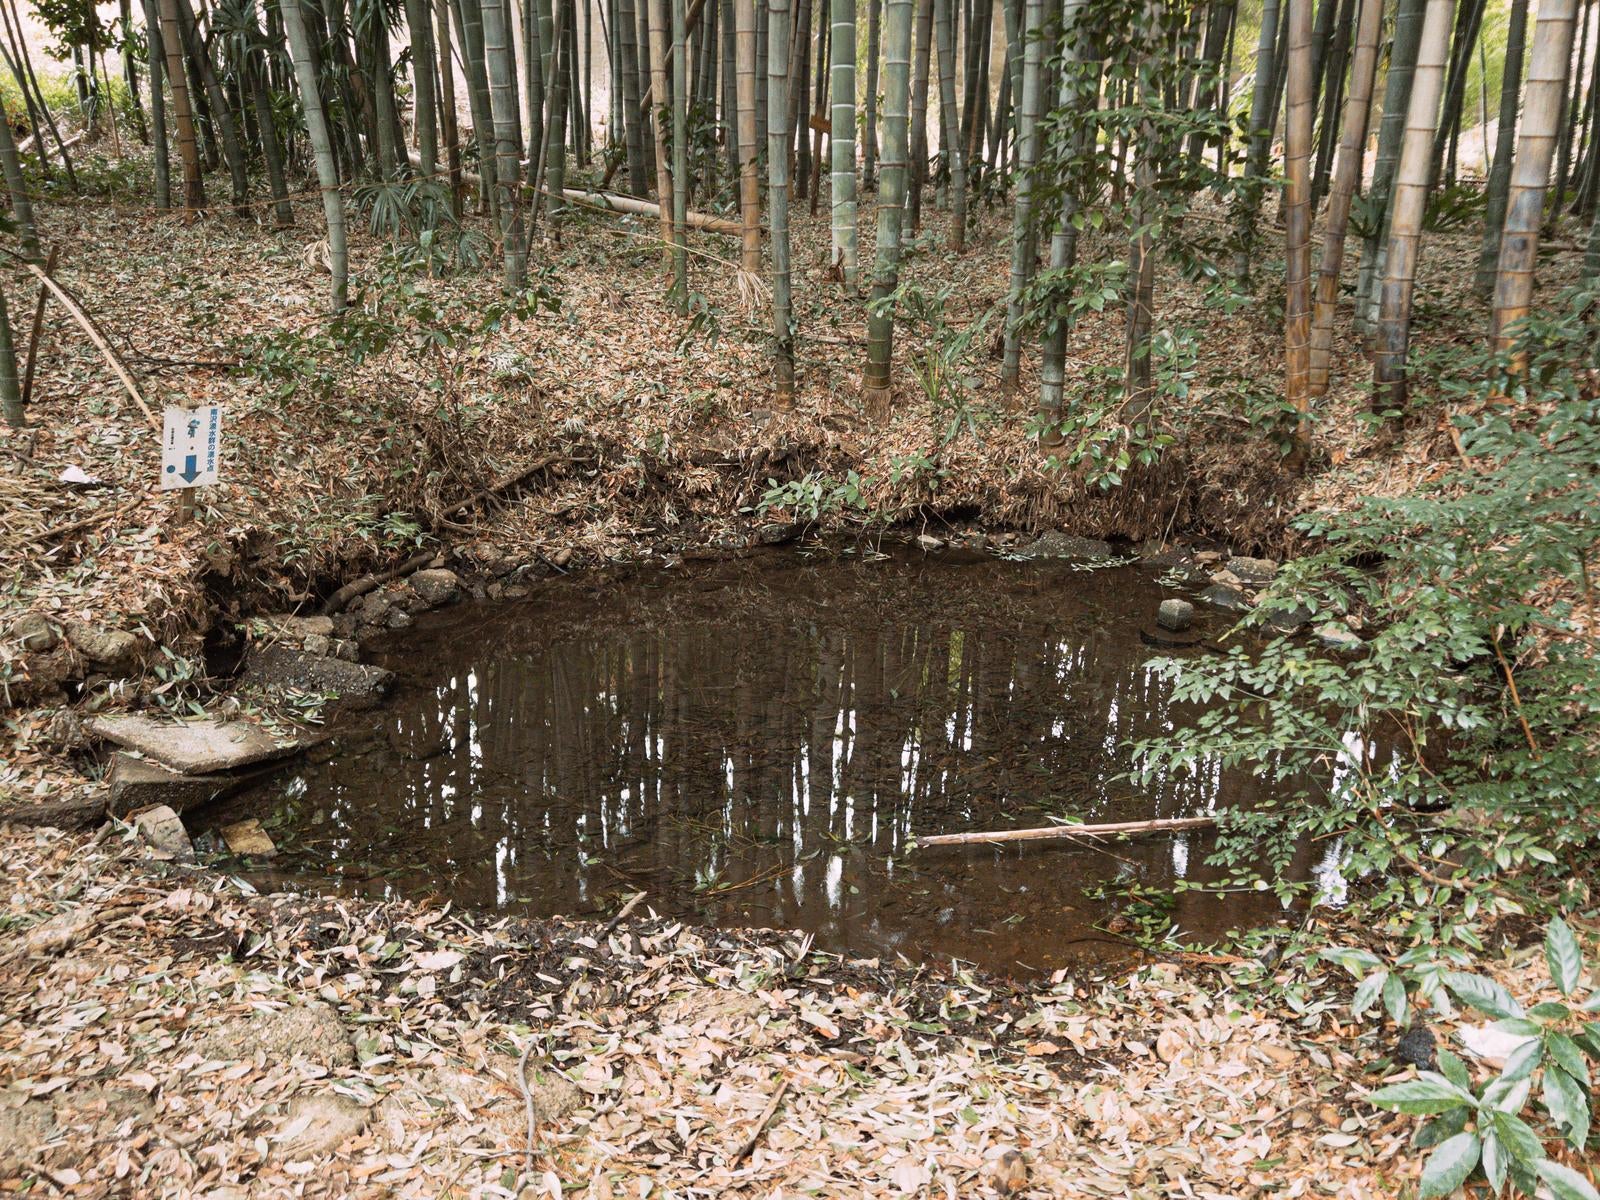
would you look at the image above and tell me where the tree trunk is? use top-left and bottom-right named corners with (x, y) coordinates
top-left (282, 0), bottom-right (349, 310)
top-left (648, 0), bottom-right (676, 253)
top-left (1307, 0), bottom-right (1382, 398)
top-left (932, 0), bottom-right (963, 249)
top-left (1492, 0), bottom-right (1580, 360)
top-left (246, 6), bottom-right (294, 227)
top-left (174, 0), bottom-right (249, 211)
top-left (1232, 0), bottom-right (1280, 280)
top-left (1428, 0), bottom-right (1487, 190)
top-left (738, 0), bottom-right (762, 275)
top-left (1037, 0), bottom-right (1089, 445)
top-left (406, 0), bottom-right (440, 179)
top-left (158, 0), bottom-right (205, 211)
top-left (864, 0), bottom-right (880, 187)
top-left (1283, 0), bottom-right (1314, 471)
top-left (482, 0), bottom-right (528, 288)
top-left (1371, 0), bottom-right (1453, 410)
top-left (998, 0), bottom-right (1044, 394)
top-left (861, 0), bottom-right (911, 409)
top-left (830, 0), bottom-right (859, 284)
top-left (672, 0), bottom-right (690, 306)
top-left (0, 83), bottom-right (38, 258)
top-left (437, 0), bottom-right (465, 206)
top-left (452, 0), bottom-right (501, 218)
top-left (1353, 0), bottom-right (1427, 334)
top-left (140, 0), bottom-right (170, 207)
top-left (906, 0), bottom-right (932, 229)
top-left (0, 281), bottom-right (20, 429)
top-left (1475, 0), bottom-right (1529, 296)
top-left (769, 0), bottom-right (796, 401)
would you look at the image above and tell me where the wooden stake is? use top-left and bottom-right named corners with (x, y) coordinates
top-left (914, 815), bottom-right (1218, 848)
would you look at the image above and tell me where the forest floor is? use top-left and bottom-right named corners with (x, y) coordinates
top-left (4, 151), bottom-right (1600, 1196)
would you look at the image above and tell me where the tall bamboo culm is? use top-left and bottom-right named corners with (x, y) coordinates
top-left (1283, 0), bottom-right (1314, 469)
top-left (1371, 0), bottom-right (1453, 409)
top-left (1475, 0), bottom-right (1530, 296)
top-left (862, 0), bottom-right (913, 409)
top-left (830, 0), bottom-right (859, 286)
top-left (737, 0), bottom-right (762, 279)
top-left (1491, 0), bottom-right (1580, 362)
top-left (998, 0), bottom-right (1045, 394)
top-left (281, 0), bottom-right (348, 311)
top-left (768, 0), bottom-right (796, 402)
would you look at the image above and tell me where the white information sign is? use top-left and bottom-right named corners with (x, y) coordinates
top-left (161, 404), bottom-right (224, 491)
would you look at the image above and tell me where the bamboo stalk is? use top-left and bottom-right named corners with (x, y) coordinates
top-left (914, 815), bottom-right (1218, 847)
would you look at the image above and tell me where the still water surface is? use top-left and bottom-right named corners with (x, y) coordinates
top-left (210, 548), bottom-right (1318, 975)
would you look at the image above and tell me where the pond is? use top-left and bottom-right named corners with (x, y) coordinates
top-left (203, 545), bottom-right (1323, 977)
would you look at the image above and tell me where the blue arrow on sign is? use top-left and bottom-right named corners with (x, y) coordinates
top-left (179, 455), bottom-right (200, 483)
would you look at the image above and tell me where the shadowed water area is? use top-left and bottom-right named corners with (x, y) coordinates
top-left (209, 548), bottom-right (1324, 975)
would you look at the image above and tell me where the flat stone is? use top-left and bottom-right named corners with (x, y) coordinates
top-left (1261, 602), bottom-right (1313, 634)
top-left (107, 753), bottom-right (234, 816)
top-left (916, 533), bottom-right (946, 552)
top-left (1025, 531), bottom-right (1114, 560)
top-left (88, 714), bottom-right (301, 775)
top-left (132, 804), bottom-right (193, 861)
top-left (260, 613), bottom-right (335, 640)
top-left (10, 614), bottom-right (59, 652)
top-left (1316, 623), bottom-right (1365, 653)
top-left (1156, 599), bottom-right (1195, 632)
top-left (1227, 556), bottom-right (1280, 585)
top-left (64, 621), bottom-right (142, 672)
top-left (409, 569), bottom-right (460, 606)
top-left (1198, 584), bottom-right (1250, 613)
top-left (385, 608), bottom-right (414, 630)
top-left (357, 591), bottom-right (394, 623)
top-left (302, 633), bottom-right (331, 657)
top-left (240, 645), bottom-right (394, 709)
top-left (221, 818), bottom-right (277, 857)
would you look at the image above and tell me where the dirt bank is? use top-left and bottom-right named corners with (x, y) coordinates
top-left (2, 820), bottom-right (1427, 1197)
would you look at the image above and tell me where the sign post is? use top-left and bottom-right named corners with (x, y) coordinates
top-left (161, 404), bottom-right (224, 526)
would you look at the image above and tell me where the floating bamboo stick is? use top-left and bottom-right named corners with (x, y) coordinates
top-left (914, 815), bottom-right (1218, 848)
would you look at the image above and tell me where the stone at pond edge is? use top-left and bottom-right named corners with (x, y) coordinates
top-left (64, 621), bottom-right (142, 673)
top-left (1198, 584), bottom-right (1250, 613)
top-left (240, 645), bottom-right (395, 709)
top-left (409, 568), bottom-right (461, 606)
top-left (1156, 599), bottom-right (1195, 632)
top-left (1261, 603), bottom-right (1312, 634)
top-left (132, 804), bottom-right (194, 861)
top-left (221, 818), bottom-right (277, 857)
top-left (1316, 623), bottom-right (1365, 653)
top-left (10, 613), bottom-right (59, 652)
top-left (107, 753), bottom-right (234, 816)
top-left (89, 713), bottom-right (302, 774)
top-left (1024, 531), bottom-right (1114, 560)
top-left (259, 613), bottom-right (335, 641)
top-left (1226, 556), bottom-right (1279, 586)
top-left (916, 533), bottom-right (946, 552)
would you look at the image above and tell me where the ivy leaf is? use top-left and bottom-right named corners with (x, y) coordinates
top-left (1418, 1132), bottom-right (1480, 1198)
top-left (1536, 1160), bottom-right (1600, 1200)
top-left (1383, 972), bottom-right (1409, 1026)
top-left (1367, 1074), bottom-right (1475, 1115)
top-left (1543, 1065), bottom-right (1591, 1150)
top-left (1352, 969), bottom-right (1388, 1019)
top-left (1546, 917), bottom-right (1584, 997)
top-left (1444, 972), bottom-right (1525, 1020)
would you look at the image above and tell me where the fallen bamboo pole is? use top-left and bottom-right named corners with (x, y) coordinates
top-left (555, 188), bottom-right (743, 235)
top-left (914, 815), bottom-right (1218, 848)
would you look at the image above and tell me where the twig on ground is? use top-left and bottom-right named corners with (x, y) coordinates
top-left (914, 815), bottom-right (1217, 847)
top-left (731, 1077), bottom-right (789, 1166)
top-left (599, 890), bottom-right (648, 937)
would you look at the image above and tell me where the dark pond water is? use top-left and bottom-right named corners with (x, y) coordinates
top-left (204, 547), bottom-right (1331, 976)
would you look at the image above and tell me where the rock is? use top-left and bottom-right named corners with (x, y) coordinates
top-left (357, 591), bottom-right (394, 624)
top-left (273, 1093), bottom-right (370, 1161)
top-left (197, 999), bottom-right (356, 1069)
top-left (385, 608), bottom-right (414, 630)
top-left (0, 1087), bottom-right (54, 1173)
top-left (756, 521), bottom-right (802, 546)
top-left (262, 613), bottom-right (334, 640)
top-left (1227, 556), bottom-right (1279, 585)
top-left (1261, 602), bottom-right (1313, 634)
top-left (1210, 569), bottom-right (1245, 588)
top-left (1198, 584), bottom-right (1250, 613)
top-left (11, 613), bottom-right (59, 652)
top-left (240, 645), bottom-right (394, 709)
top-left (916, 533), bottom-right (946, 552)
top-left (88, 713), bottom-right (301, 774)
top-left (1156, 599), bottom-right (1194, 632)
top-left (23, 909), bottom-right (96, 957)
top-left (132, 804), bottom-right (194, 861)
top-left (1395, 1024), bottom-right (1437, 1071)
top-left (409, 568), bottom-right (461, 606)
top-left (1316, 623), bottom-right (1364, 653)
top-left (107, 753), bottom-right (234, 816)
top-left (1141, 627), bottom-right (1203, 648)
top-left (63, 621), bottom-right (142, 672)
top-left (988, 1149), bottom-right (1028, 1196)
top-left (1194, 550), bottom-right (1223, 564)
top-left (0, 788), bottom-right (105, 829)
top-left (1024, 531), bottom-right (1114, 560)
top-left (330, 638), bottom-right (360, 663)
top-left (301, 632), bottom-right (331, 657)
top-left (1155, 1028), bottom-right (1188, 1064)
top-left (221, 818), bottom-right (276, 857)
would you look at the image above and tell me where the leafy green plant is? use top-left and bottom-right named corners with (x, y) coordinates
top-left (757, 470), bottom-right (873, 524)
top-left (1368, 918), bottom-right (1600, 1199)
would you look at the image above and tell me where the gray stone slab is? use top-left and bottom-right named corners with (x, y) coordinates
top-left (88, 714), bottom-right (301, 775)
top-left (106, 753), bottom-right (236, 817)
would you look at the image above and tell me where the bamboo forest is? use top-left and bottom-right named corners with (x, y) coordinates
top-left (2, 0), bottom-right (1599, 1189)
